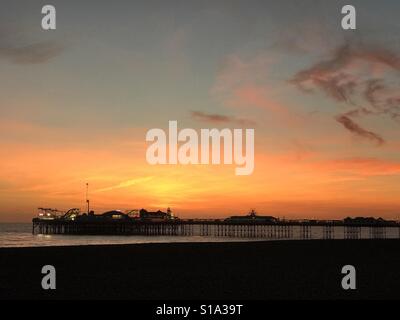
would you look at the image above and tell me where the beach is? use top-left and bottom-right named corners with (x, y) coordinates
top-left (1, 239), bottom-right (399, 300)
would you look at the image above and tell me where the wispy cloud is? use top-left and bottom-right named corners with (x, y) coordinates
top-left (212, 53), bottom-right (273, 96)
top-left (93, 176), bottom-right (155, 193)
top-left (290, 43), bottom-right (400, 91)
top-left (290, 41), bottom-right (400, 145)
top-left (335, 114), bottom-right (384, 145)
top-left (212, 52), bottom-right (303, 126)
top-left (0, 23), bottom-right (64, 65)
top-left (0, 41), bottom-right (64, 65)
top-left (191, 111), bottom-right (256, 126)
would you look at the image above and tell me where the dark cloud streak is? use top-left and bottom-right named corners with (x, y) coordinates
top-left (191, 111), bottom-right (256, 126)
top-left (0, 41), bottom-right (64, 65)
top-left (335, 114), bottom-right (384, 145)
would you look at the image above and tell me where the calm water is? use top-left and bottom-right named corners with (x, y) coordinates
top-left (1, 223), bottom-right (399, 248)
top-left (0, 223), bottom-right (248, 248)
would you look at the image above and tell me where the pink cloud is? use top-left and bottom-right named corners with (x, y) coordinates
top-left (227, 86), bottom-right (303, 126)
top-left (211, 52), bottom-right (305, 127)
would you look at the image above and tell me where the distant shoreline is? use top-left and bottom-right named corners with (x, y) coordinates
top-left (1, 239), bottom-right (400, 300)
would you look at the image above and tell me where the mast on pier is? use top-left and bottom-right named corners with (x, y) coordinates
top-left (86, 183), bottom-right (90, 215)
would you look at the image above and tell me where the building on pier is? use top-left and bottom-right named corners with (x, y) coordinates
top-left (225, 209), bottom-right (278, 223)
top-left (139, 208), bottom-right (176, 221)
top-left (344, 216), bottom-right (398, 226)
top-left (100, 210), bottom-right (130, 220)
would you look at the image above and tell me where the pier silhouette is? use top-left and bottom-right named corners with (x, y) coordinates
top-left (32, 208), bottom-right (400, 240)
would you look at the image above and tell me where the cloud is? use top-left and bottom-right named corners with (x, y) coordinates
top-left (290, 43), bottom-right (400, 88)
top-left (94, 176), bottom-right (155, 193)
top-left (290, 42), bottom-right (400, 145)
top-left (191, 111), bottom-right (256, 126)
top-left (0, 41), bottom-right (64, 65)
top-left (364, 79), bottom-right (385, 108)
top-left (228, 86), bottom-right (303, 126)
top-left (212, 53), bottom-right (273, 96)
top-left (335, 114), bottom-right (384, 145)
top-left (363, 79), bottom-right (400, 121)
top-left (211, 52), bottom-right (304, 127)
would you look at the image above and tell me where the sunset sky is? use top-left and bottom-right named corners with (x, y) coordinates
top-left (1, 0), bottom-right (400, 222)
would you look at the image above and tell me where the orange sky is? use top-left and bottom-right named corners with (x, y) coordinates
top-left (1, 119), bottom-right (400, 222)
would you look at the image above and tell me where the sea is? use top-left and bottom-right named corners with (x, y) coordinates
top-left (1, 223), bottom-right (399, 248)
top-left (0, 223), bottom-right (247, 248)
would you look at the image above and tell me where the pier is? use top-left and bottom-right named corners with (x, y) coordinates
top-left (32, 210), bottom-right (400, 240)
